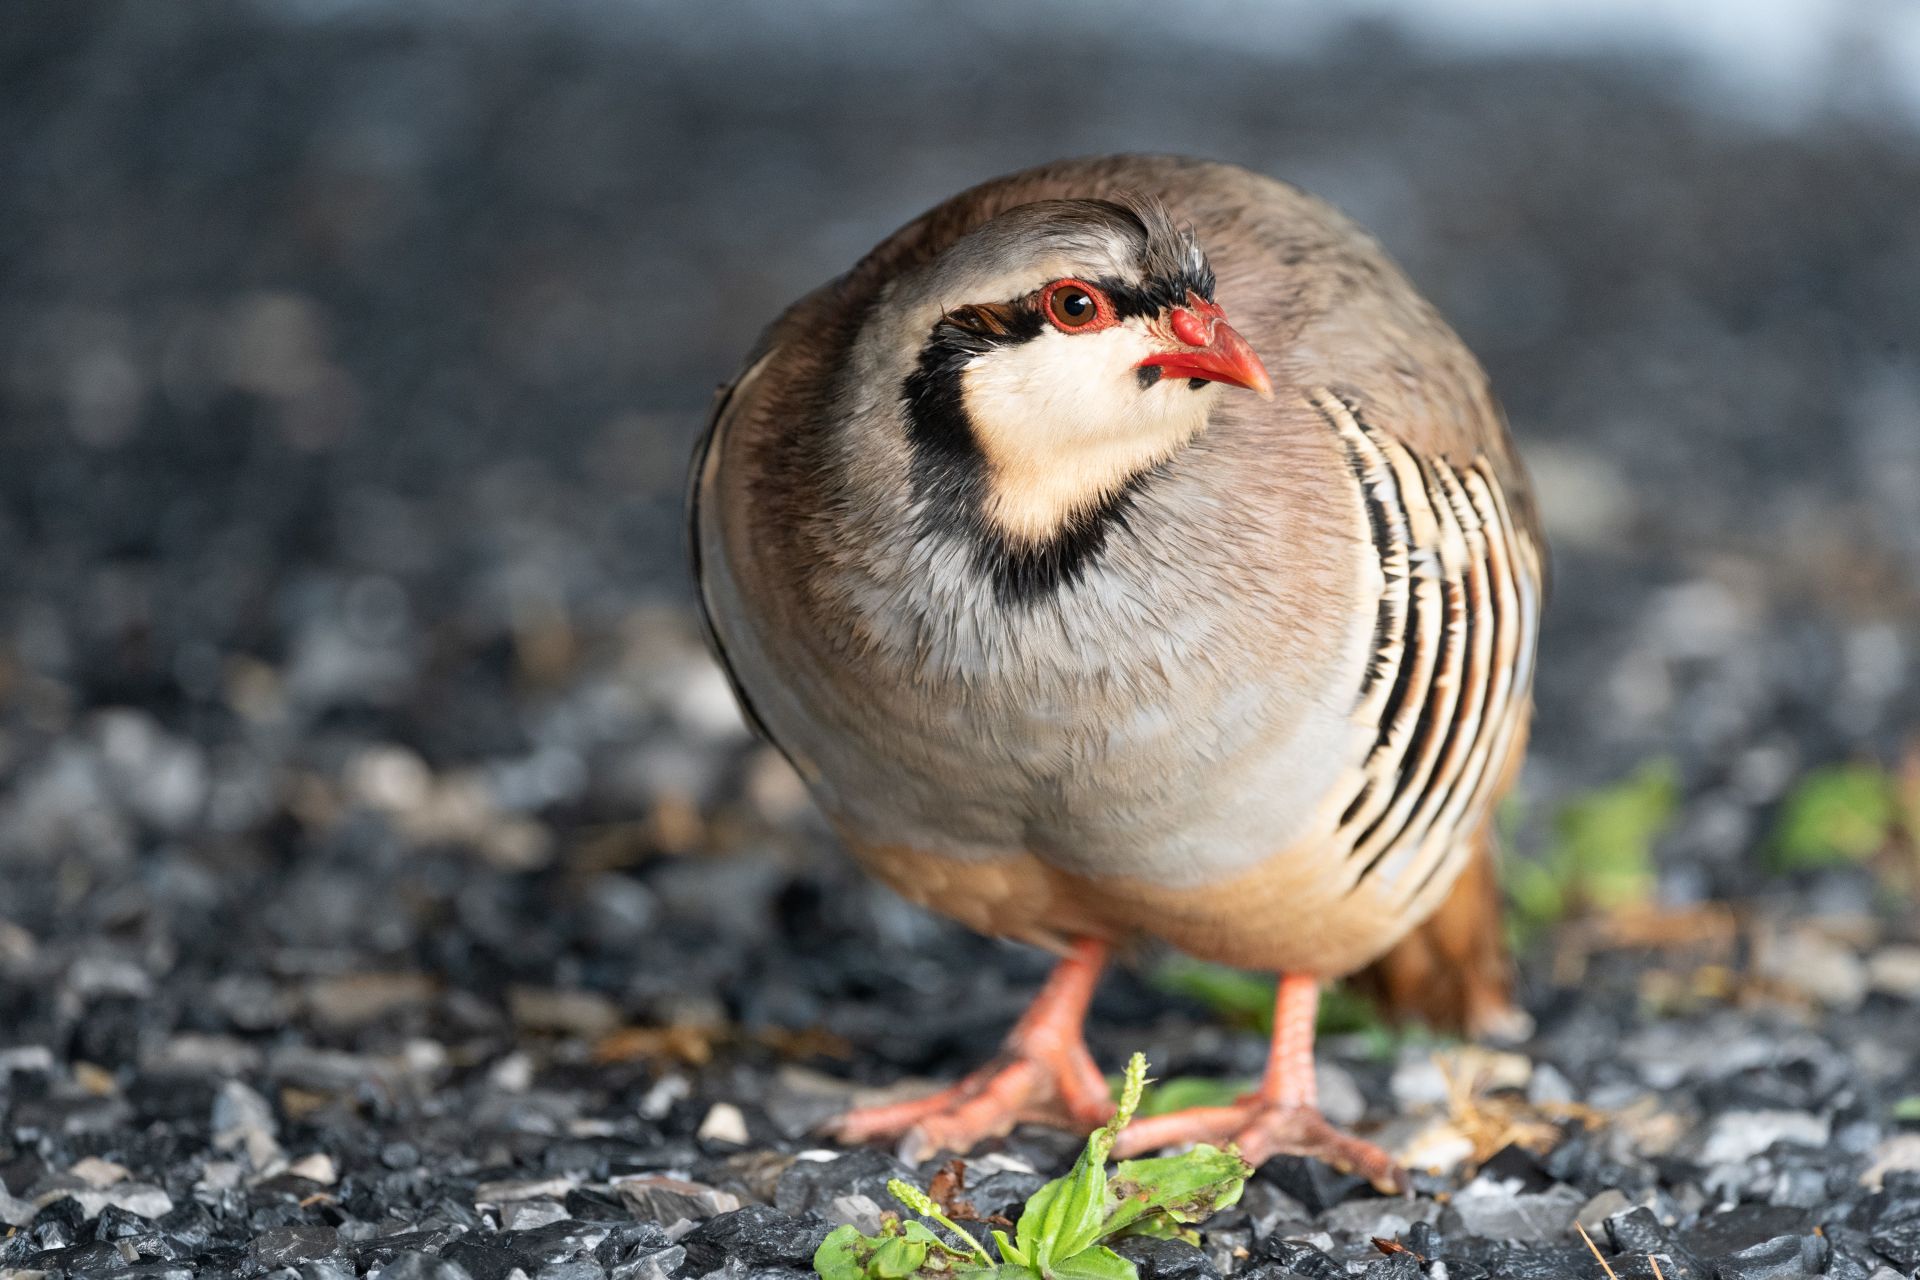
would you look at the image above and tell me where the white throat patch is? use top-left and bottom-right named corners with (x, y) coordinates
top-left (959, 320), bottom-right (1221, 544)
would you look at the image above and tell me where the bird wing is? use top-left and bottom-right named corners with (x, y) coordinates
top-left (1307, 384), bottom-right (1546, 1032)
top-left (686, 340), bottom-right (792, 758)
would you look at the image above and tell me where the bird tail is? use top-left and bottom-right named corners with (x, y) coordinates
top-left (1348, 827), bottom-right (1524, 1039)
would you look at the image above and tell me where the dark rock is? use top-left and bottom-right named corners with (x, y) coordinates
top-left (563, 1187), bottom-right (629, 1219)
top-left (355, 1228), bottom-right (466, 1271)
top-left (1256, 1157), bottom-right (1368, 1215)
top-left (32, 1195), bottom-right (92, 1245)
top-left (97, 1204), bottom-right (164, 1241)
top-left (251, 1226), bottom-right (345, 1269)
top-left (957, 1168), bottom-right (1047, 1221)
top-left (23, 1240), bottom-right (133, 1274)
top-left (502, 1220), bottom-right (618, 1266)
top-left (533, 1259), bottom-right (606, 1280)
top-left (1542, 1134), bottom-right (1646, 1197)
top-left (117, 1264), bottom-right (196, 1280)
top-left (1608, 1256), bottom-right (1702, 1280)
top-left (1475, 1244), bottom-right (1609, 1279)
top-left (1253, 1237), bottom-right (1346, 1279)
top-left (609, 1245), bottom-right (686, 1280)
top-left (1704, 1232), bottom-right (1822, 1280)
top-left (1477, 1144), bottom-right (1556, 1194)
top-left (1868, 1213), bottom-right (1920, 1270)
top-left (592, 1223), bottom-right (673, 1270)
top-left (1684, 1203), bottom-right (1814, 1258)
top-left (376, 1250), bottom-right (475, 1280)
top-left (673, 1206), bottom-right (830, 1276)
top-left (1112, 1234), bottom-right (1221, 1280)
top-left (1607, 1207), bottom-right (1673, 1253)
top-left (381, 1143), bottom-right (422, 1170)
top-left (1820, 1226), bottom-right (1887, 1280)
top-left (613, 1175), bottom-right (740, 1224)
top-left (772, 1151), bottom-right (913, 1216)
top-left (1359, 1253), bottom-right (1421, 1280)
top-left (441, 1238), bottom-right (538, 1280)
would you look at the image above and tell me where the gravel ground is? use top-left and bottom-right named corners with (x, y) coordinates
top-left (4, 4), bottom-right (1920, 1278)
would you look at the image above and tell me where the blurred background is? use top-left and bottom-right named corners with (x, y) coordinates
top-left (3, 0), bottom-right (1920, 1257)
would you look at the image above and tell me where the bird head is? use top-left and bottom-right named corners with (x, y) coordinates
top-left (885, 196), bottom-right (1272, 548)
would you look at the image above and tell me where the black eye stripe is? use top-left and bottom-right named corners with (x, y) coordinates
top-left (1096, 267), bottom-right (1216, 320)
top-left (930, 263), bottom-right (1217, 351)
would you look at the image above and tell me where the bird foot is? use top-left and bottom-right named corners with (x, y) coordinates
top-left (824, 1042), bottom-right (1115, 1163)
top-left (1111, 1097), bottom-right (1408, 1194)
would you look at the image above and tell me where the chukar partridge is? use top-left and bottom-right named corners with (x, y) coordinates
top-left (689, 155), bottom-right (1544, 1190)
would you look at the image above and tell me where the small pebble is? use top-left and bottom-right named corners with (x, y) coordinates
top-left (695, 1103), bottom-right (749, 1146)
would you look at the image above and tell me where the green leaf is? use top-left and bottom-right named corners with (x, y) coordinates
top-left (814, 1224), bottom-right (872, 1280)
top-left (1769, 762), bottom-right (1901, 872)
top-left (1047, 1245), bottom-right (1138, 1280)
top-left (1149, 960), bottom-right (1388, 1041)
top-left (1016, 1054), bottom-right (1146, 1268)
top-left (1313, 983), bottom-right (1390, 1038)
top-left (1135, 1076), bottom-right (1245, 1117)
top-left (1113, 1215), bottom-right (1193, 1244)
top-left (992, 1230), bottom-right (1028, 1268)
top-left (1553, 759), bottom-right (1677, 911)
top-left (813, 1216), bottom-right (993, 1280)
top-left (1506, 759), bottom-right (1679, 940)
top-left (1104, 1145), bottom-right (1251, 1239)
top-left (1894, 1095), bottom-right (1920, 1122)
top-left (1150, 958), bottom-right (1276, 1031)
top-left (816, 1051), bottom-right (1252, 1280)
top-left (868, 1233), bottom-right (931, 1279)
top-left (887, 1179), bottom-right (993, 1265)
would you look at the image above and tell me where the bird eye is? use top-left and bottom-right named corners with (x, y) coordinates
top-left (1050, 288), bottom-right (1095, 326)
top-left (1042, 280), bottom-right (1111, 332)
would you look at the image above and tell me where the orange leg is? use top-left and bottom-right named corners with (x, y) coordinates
top-left (826, 938), bottom-right (1115, 1161)
top-left (1112, 974), bottom-right (1408, 1193)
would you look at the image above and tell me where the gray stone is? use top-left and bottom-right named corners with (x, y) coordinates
top-left (1527, 1063), bottom-right (1577, 1106)
top-left (0, 1187), bottom-right (36, 1227)
top-left (1317, 1196), bottom-right (1440, 1239)
top-left (1692, 1110), bottom-right (1831, 1165)
top-left (212, 1079), bottom-right (282, 1170)
top-left (822, 1195), bottom-right (883, 1235)
top-left (1315, 1063), bottom-right (1366, 1128)
top-left (1868, 946), bottom-right (1920, 998)
top-left (376, 1252), bottom-right (474, 1280)
top-left (609, 1247), bottom-right (683, 1280)
top-left (1448, 1179), bottom-right (1586, 1242)
top-left (613, 1177), bottom-right (741, 1223)
top-left (532, 1262), bottom-right (603, 1280)
top-left (476, 1178), bottom-right (580, 1206)
top-left (501, 1202), bottom-right (571, 1232)
top-left (252, 1226), bottom-right (345, 1269)
top-left (61, 1183), bottom-right (175, 1221)
top-left (1576, 1189), bottom-right (1635, 1235)
top-left (1753, 927), bottom-right (1869, 1010)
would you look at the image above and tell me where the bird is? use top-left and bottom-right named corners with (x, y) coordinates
top-left (687, 155), bottom-right (1544, 1191)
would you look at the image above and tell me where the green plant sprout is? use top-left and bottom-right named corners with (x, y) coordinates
top-left (1150, 958), bottom-right (1397, 1048)
top-left (814, 1054), bottom-right (1252, 1280)
top-left (1506, 759), bottom-right (1679, 941)
top-left (1767, 761), bottom-right (1904, 872)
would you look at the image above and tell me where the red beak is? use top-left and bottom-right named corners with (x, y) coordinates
top-left (1137, 297), bottom-right (1274, 399)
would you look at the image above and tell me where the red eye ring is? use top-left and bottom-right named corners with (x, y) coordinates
top-left (1040, 279), bottom-right (1117, 333)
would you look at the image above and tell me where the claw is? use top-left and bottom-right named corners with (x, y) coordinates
top-left (1112, 1098), bottom-right (1407, 1194)
top-left (824, 939), bottom-right (1114, 1159)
